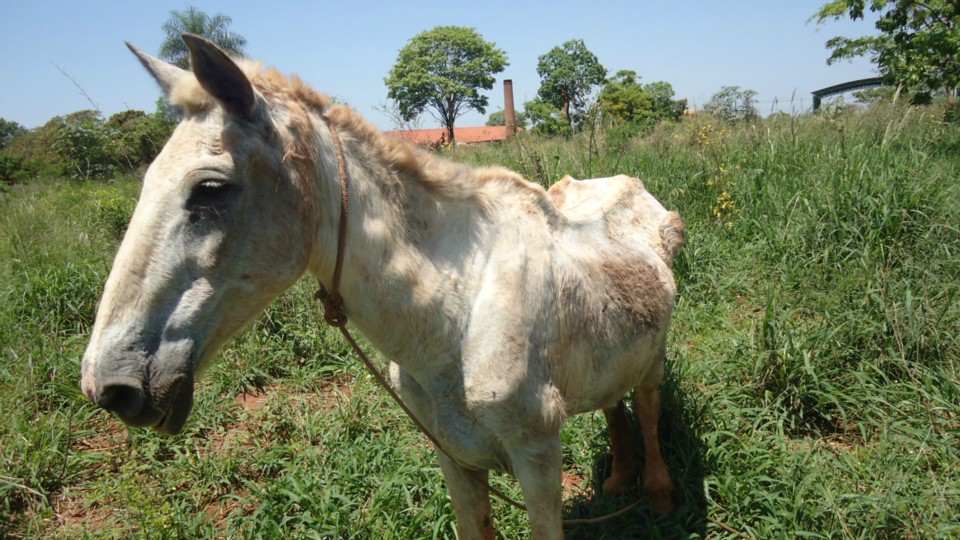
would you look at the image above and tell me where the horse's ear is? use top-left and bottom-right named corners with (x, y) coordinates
top-left (126, 42), bottom-right (187, 97)
top-left (182, 33), bottom-right (256, 120)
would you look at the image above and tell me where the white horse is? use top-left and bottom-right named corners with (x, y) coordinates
top-left (80, 35), bottom-right (685, 539)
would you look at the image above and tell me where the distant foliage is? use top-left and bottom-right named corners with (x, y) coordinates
top-left (599, 71), bottom-right (685, 128)
top-left (0, 119), bottom-right (26, 151)
top-left (0, 155), bottom-right (37, 185)
top-left (523, 97), bottom-right (571, 136)
top-left (0, 105), bottom-right (174, 182)
top-left (536, 39), bottom-right (607, 133)
top-left (107, 109), bottom-right (175, 168)
top-left (704, 85), bottom-right (759, 121)
top-left (812, 0), bottom-right (959, 110)
top-left (486, 109), bottom-right (528, 130)
top-left (54, 111), bottom-right (118, 180)
top-left (386, 26), bottom-right (508, 144)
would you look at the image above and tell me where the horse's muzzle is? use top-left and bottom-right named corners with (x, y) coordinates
top-left (83, 365), bottom-right (194, 435)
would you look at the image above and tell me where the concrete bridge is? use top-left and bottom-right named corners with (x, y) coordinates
top-left (812, 77), bottom-right (885, 110)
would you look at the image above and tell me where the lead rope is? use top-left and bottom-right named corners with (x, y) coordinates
top-left (315, 116), bottom-right (653, 528)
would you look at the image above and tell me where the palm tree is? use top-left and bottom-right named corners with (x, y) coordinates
top-left (158, 6), bottom-right (247, 69)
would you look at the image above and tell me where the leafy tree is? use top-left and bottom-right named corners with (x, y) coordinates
top-left (705, 85), bottom-right (759, 121)
top-left (645, 81), bottom-right (687, 121)
top-left (599, 71), bottom-right (654, 126)
top-left (54, 111), bottom-right (117, 180)
top-left (0, 119), bottom-right (26, 151)
top-left (486, 109), bottom-right (528, 130)
top-left (0, 154), bottom-right (38, 185)
top-left (159, 6), bottom-right (247, 69)
top-left (386, 26), bottom-right (508, 144)
top-left (106, 110), bottom-right (174, 169)
top-left (599, 72), bottom-right (685, 134)
top-left (486, 110), bottom-right (506, 126)
top-left (536, 39), bottom-right (607, 133)
top-left (812, 1), bottom-right (959, 105)
top-left (523, 97), bottom-right (570, 136)
top-left (0, 116), bottom-right (63, 175)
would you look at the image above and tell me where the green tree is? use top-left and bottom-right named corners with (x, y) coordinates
top-left (53, 111), bottom-right (117, 180)
top-left (159, 6), bottom-right (247, 69)
top-left (705, 85), bottom-right (759, 121)
top-left (599, 73), bottom-right (685, 131)
top-left (106, 110), bottom-right (174, 169)
top-left (812, 1), bottom-right (959, 105)
top-left (486, 109), bottom-right (528, 130)
top-left (536, 39), bottom-right (607, 133)
top-left (0, 116), bottom-right (63, 175)
top-left (0, 119), bottom-right (26, 151)
top-left (645, 81), bottom-right (686, 121)
top-left (523, 97), bottom-right (570, 136)
top-left (599, 70), bottom-right (654, 126)
top-left (386, 26), bottom-right (508, 145)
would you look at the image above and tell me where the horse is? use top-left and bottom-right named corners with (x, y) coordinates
top-left (80, 34), bottom-right (685, 539)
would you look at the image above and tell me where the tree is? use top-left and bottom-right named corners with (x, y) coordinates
top-left (812, 1), bottom-right (959, 105)
top-left (486, 109), bottom-right (528, 130)
top-left (385, 26), bottom-right (508, 144)
top-left (0, 119), bottom-right (26, 151)
top-left (645, 81), bottom-right (687, 122)
top-left (523, 97), bottom-right (570, 136)
top-left (159, 6), bottom-right (247, 69)
top-left (599, 70), bottom-right (654, 126)
top-left (599, 72), bottom-right (685, 130)
top-left (536, 39), bottom-right (607, 133)
top-left (53, 110), bottom-right (117, 180)
top-left (106, 110), bottom-right (175, 168)
top-left (705, 86), bottom-right (759, 121)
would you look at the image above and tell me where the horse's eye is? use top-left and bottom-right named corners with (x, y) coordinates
top-left (188, 179), bottom-right (235, 210)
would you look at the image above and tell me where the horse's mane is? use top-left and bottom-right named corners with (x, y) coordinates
top-left (169, 58), bottom-right (558, 217)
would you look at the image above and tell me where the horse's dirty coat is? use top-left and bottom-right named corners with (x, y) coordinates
top-left (80, 35), bottom-right (684, 539)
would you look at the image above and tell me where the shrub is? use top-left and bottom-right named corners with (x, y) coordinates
top-left (53, 111), bottom-right (119, 180)
top-left (0, 155), bottom-right (38, 185)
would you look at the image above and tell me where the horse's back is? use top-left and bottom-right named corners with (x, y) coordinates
top-left (548, 174), bottom-right (683, 266)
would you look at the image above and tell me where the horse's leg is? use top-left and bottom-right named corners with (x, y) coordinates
top-left (631, 358), bottom-right (675, 514)
top-left (509, 436), bottom-right (563, 539)
top-left (602, 400), bottom-right (640, 495)
top-left (437, 453), bottom-right (495, 540)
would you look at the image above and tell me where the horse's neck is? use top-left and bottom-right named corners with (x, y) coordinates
top-left (311, 127), bottom-right (476, 366)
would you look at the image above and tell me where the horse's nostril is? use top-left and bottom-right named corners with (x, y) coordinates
top-left (98, 381), bottom-right (145, 421)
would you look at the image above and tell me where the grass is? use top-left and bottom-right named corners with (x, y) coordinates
top-left (1, 103), bottom-right (959, 538)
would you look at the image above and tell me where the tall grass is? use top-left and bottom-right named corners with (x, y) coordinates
top-left (1, 104), bottom-right (958, 538)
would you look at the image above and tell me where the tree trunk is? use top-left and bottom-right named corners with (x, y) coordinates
top-left (563, 100), bottom-right (573, 133)
top-left (444, 120), bottom-right (455, 146)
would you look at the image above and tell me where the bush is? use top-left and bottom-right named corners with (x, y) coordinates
top-left (0, 155), bottom-right (38, 185)
top-left (53, 111), bottom-right (120, 180)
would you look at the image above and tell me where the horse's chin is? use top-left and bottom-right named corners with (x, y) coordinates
top-left (150, 373), bottom-right (194, 436)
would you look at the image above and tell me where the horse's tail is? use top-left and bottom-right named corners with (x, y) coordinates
top-left (659, 211), bottom-right (685, 267)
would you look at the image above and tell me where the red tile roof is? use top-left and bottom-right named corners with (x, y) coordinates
top-left (385, 126), bottom-right (511, 146)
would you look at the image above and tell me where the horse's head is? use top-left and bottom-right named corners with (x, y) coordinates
top-left (80, 35), bottom-right (323, 434)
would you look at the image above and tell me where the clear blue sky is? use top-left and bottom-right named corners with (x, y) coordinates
top-left (1, 1), bottom-right (879, 131)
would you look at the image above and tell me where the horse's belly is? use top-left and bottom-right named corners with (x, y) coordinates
top-left (555, 330), bottom-right (666, 415)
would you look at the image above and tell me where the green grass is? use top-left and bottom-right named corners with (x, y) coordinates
top-left (2, 104), bottom-right (959, 538)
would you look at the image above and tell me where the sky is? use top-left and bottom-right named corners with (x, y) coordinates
top-left (1, 1), bottom-right (881, 131)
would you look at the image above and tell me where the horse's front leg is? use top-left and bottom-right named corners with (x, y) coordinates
top-left (509, 436), bottom-right (564, 539)
top-left (437, 452), bottom-right (495, 540)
